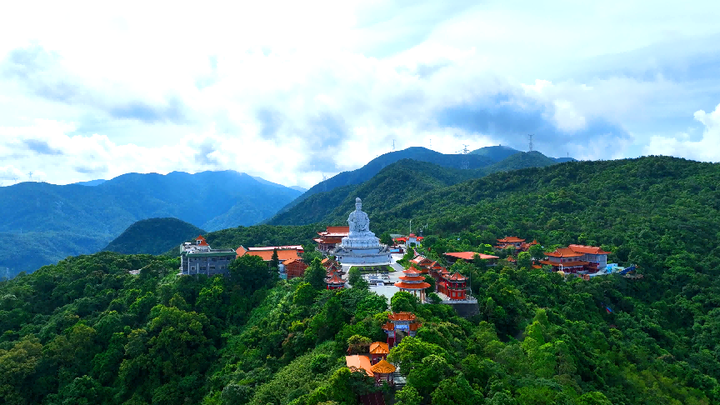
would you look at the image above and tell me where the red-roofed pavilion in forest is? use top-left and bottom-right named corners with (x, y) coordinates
top-left (437, 272), bottom-right (468, 300)
top-left (394, 267), bottom-right (431, 302)
top-left (325, 271), bottom-right (345, 290)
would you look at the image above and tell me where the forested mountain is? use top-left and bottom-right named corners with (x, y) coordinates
top-left (0, 171), bottom-right (301, 278)
top-left (104, 218), bottom-right (206, 255)
top-left (269, 152), bottom-right (572, 226)
top-left (275, 146), bottom-right (573, 217)
top-left (2, 156), bottom-right (720, 403)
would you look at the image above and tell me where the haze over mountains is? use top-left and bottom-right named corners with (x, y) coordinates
top-left (0, 171), bottom-right (301, 278)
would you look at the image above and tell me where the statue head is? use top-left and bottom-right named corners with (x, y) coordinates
top-left (355, 197), bottom-right (362, 210)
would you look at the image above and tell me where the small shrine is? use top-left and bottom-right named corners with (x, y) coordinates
top-left (382, 312), bottom-right (421, 348)
top-left (370, 359), bottom-right (396, 386)
top-left (325, 272), bottom-right (345, 290)
top-left (394, 266), bottom-right (431, 302)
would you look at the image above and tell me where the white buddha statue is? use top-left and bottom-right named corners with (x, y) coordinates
top-left (348, 197), bottom-right (373, 236)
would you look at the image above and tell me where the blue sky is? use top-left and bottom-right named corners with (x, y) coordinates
top-left (0, 0), bottom-right (719, 187)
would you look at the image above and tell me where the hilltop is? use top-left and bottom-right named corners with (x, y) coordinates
top-left (269, 150), bottom-right (573, 226)
top-left (0, 170), bottom-right (301, 277)
top-left (104, 218), bottom-right (206, 255)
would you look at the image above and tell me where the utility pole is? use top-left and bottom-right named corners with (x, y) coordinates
top-left (409, 219), bottom-right (412, 235)
top-left (392, 139), bottom-right (395, 151)
top-left (528, 134), bottom-right (534, 152)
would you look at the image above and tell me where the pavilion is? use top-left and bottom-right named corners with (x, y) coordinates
top-left (394, 266), bottom-right (431, 302)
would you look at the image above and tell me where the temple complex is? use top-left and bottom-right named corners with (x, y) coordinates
top-left (332, 198), bottom-right (391, 265)
top-left (180, 236), bottom-right (236, 276)
top-left (437, 272), bottom-right (468, 300)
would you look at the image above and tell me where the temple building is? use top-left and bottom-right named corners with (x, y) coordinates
top-left (332, 198), bottom-right (391, 265)
top-left (325, 271), bottom-right (345, 290)
top-left (283, 259), bottom-right (308, 280)
top-left (394, 266), bottom-right (431, 302)
top-left (314, 226), bottom-right (349, 253)
top-left (393, 233), bottom-right (424, 246)
top-left (180, 236), bottom-right (236, 276)
top-left (370, 360), bottom-right (396, 386)
top-left (539, 244), bottom-right (611, 274)
top-left (444, 251), bottom-right (499, 266)
top-left (322, 258), bottom-right (343, 275)
top-left (495, 237), bottom-right (539, 252)
top-left (437, 272), bottom-right (468, 300)
top-left (383, 312), bottom-right (421, 348)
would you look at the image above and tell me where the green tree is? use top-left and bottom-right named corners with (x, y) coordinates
top-left (576, 391), bottom-right (613, 405)
top-left (431, 375), bottom-right (481, 405)
top-left (304, 258), bottom-right (327, 290)
top-left (230, 254), bottom-right (274, 291)
top-left (380, 232), bottom-right (394, 246)
top-left (396, 385), bottom-right (422, 405)
top-left (348, 267), bottom-right (369, 290)
top-left (528, 244), bottom-right (545, 260)
top-left (517, 251), bottom-right (532, 270)
top-left (270, 248), bottom-right (280, 271)
top-left (391, 291), bottom-right (417, 312)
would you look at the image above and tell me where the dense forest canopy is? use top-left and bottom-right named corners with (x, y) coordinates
top-left (2, 156), bottom-right (720, 404)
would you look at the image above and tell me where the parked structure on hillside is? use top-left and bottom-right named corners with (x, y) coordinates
top-left (180, 236), bottom-right (236, 276)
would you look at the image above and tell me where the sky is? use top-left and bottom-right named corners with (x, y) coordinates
top-left (1, 0), bottom-right (720, 188)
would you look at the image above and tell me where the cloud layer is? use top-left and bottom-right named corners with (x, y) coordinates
top-left (1, 0), bottom-right (719, 187)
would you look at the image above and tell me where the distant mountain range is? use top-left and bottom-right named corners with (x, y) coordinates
top-left (104, 217), bottom-right (205, 255)
top-left (272, 146), bottom-right (573, 217)
top-left (0, 171), bottom-right (301, 278)
top-left (268, 147), bottom-right (574, 225)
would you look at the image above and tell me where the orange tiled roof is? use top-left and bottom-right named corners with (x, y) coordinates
top-left (241, 249), bottom-right (302, 261)
top-left (399, 275), bottom-right (426, 282)
top-left (395, 281), bottom-right (431, 289)
top-left (315, 236), bottom-right (344, 244)
top-left (404, 266), bottom-right (422, 275)
top-left (326, 273), bottom-right (344, 284)
top-left (370, 359), bottom-right (396, 374)
top-left (327, 226), bottom-right (349, 234)
top-left (235, 246), bottom-right (247, 256)
top-left (345, 355), bottom-right (373, 377)
top-left (445, 252), bottom-right (499, 261)
top-left (568, 244), bottom-right (611, 255)
top-left (409, 322), bottom-right (422, 331)
top-left (545, 247), bottom-right (583, 258)
top-left (382, 322), bottom-right (395, 331)
top-left (446, 272), bottom-right (467, 281)
top-left (498, 236), bottom-right (525, 243)
top-left (196, 235), bottom-right (209, 246)
top-left (388, 312), bottom-right (417, 321)
top-left (369, 342), bottom-right (389, 355)
top-left (539, 260), bottom-right (589, 267)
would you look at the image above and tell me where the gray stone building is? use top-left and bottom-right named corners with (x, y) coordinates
top-left (180, 235), bottom-right (236, 276)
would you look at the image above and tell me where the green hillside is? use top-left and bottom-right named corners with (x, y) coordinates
top-left (2, 156), bottom-right (720, 403)
top-left (104, 218), bottom-right (206, 255)
top-left (269, 159), bottom-right (481, 225)
top-left (270, 152), bottom-right (571, 226)
top-left (0, 171), bottom-right (301, 278)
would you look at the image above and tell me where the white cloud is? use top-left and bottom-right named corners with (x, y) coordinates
top-left (645, 103), bottom-right (720, 161)
top-left (0, 0), bottom-right (719, 188)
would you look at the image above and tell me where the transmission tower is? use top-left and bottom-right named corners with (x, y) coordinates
top-left (462, 144), bottom-right (469, 154)
top-left (392, 139), bottom-right (395, 151)
top-left (528, 134), bottom-right (534, 152)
